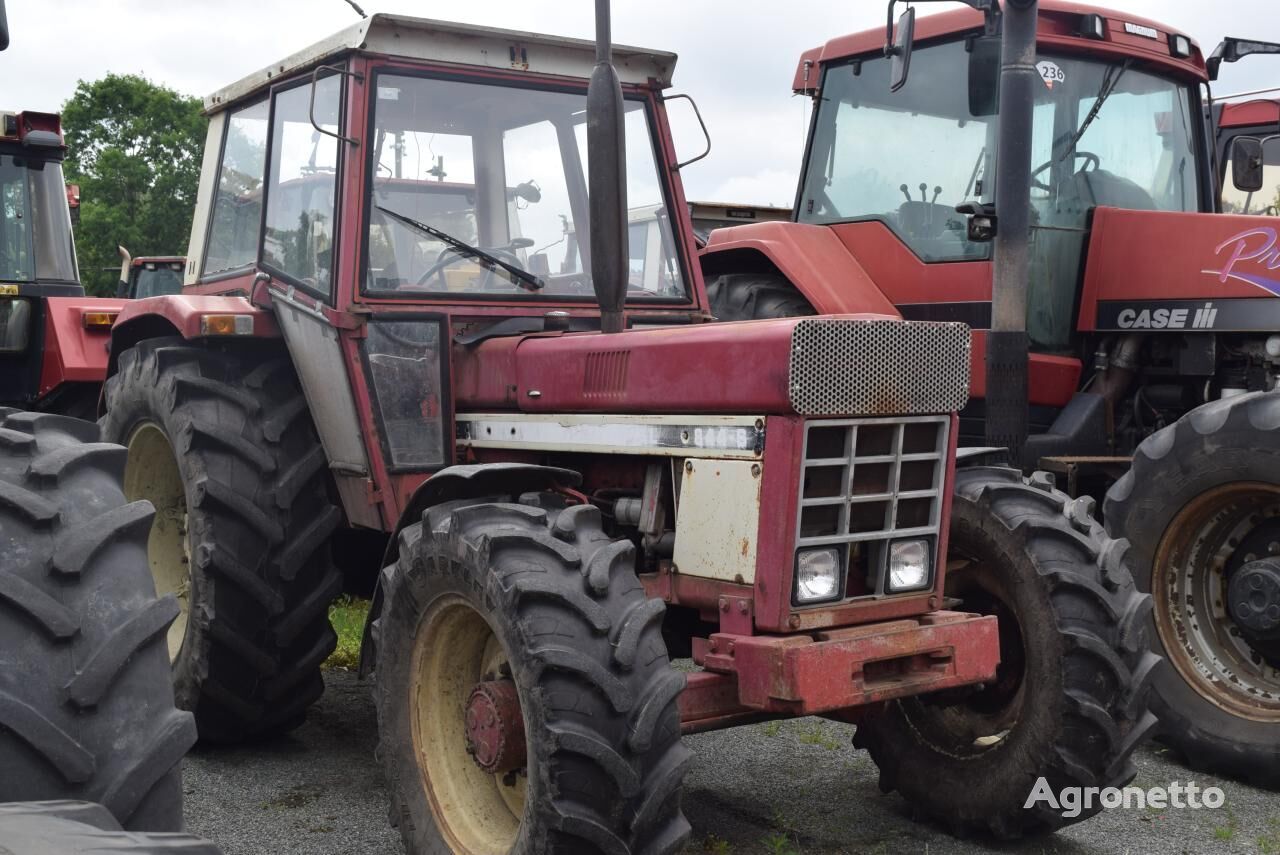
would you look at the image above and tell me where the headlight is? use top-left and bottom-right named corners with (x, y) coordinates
top-left (0, 298), bottom-right (31, 352)
top-left (794, 547), bottom-right (841, 604)
top-left (887, 539), bottom-right (931, 592)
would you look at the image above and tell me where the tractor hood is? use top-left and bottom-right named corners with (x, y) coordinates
top-left (454, 315), bottom-right (972, 417)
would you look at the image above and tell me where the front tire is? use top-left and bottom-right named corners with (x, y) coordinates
top-left (704, 272), bottom-right (814, 321)
top-left (0, 411), bottom-right (195, 831)
top-left (101, 338), bottom-right (342, 743)
top-left (1106, 392), bottom-right (1280, 787)
top-left (857, 467), bottom-right (1158, 838)
top-left (373, 497), bottom-right (691, 855)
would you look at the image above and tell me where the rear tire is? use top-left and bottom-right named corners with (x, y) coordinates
top-left (857, 467), bottom-right (1158, 838)
top-left (374, 496), bottom-right (691, 855)
top-left (101, 339), bottom-right (342, 743)
top-left (0, 801), bottom-right (221, 854)
top-left (0, 411), bottom-right (195, 831)
top-left (704, 272), bottom-right (814, 321)
top-left (1105, 392), bottom-right (1280, 787)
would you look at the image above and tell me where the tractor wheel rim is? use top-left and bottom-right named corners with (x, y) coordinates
top-left (124, 421), bottom-right (190, 661)
top-left (898, 555), bottom-right (1025, 755)
top-left (1154, 483), bottom-right (1280, 721)
top-left (411, 596), bottom-right (527, 854)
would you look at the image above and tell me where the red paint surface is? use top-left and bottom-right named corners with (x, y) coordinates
top-left (1220, 99), bottom-right (1280, 129)
top-left (704, 222), bottom-right (900, 316)
top-left (38, 297), bottom-right (125, 394)
top-left (793, 1), bottom-right (1205, 92)
top-left (112, 294), bottom-right (279, 339)
top-left (699, 611), bottom-right (999, 716)
top-left (1079, 206), bottom-right (1280, 329)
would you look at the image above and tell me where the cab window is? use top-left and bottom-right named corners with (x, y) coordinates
top-left (261, 75), bottom-right (342, 296)
top-left (203, 99), bottom-right (269, 278)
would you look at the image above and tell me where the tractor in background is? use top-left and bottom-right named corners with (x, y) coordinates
top-left (0, 109), bottom-right (123, 416)
top-left (701, 0), bottom-right (1280, 785)
top-left (117, 247), bottom-right (186, 299)
top-left (0, 1), bottom-right (205, 847)
top-left (100, 2), bottom-right (1152, 849)
top-left (1216, 95), bottom-right (1280, 215)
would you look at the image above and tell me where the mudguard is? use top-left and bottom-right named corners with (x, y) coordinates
top-left (106, 294), bottom-right (280, 375)
top-left (358, 463), bottom-right (583, 677)
top-left (37, 297), bottom-right (125, 400)
top-left (701, 221), bottom-right (901, 317)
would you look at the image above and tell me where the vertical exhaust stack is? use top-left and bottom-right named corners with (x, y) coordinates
top-left (587, 0), bottom-right (628, 334)
top-left (985, 0), bottom-right (1037, 463)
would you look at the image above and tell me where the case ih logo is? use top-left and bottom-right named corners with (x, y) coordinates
top-left (1203, 227), bottom-right (1280, 297)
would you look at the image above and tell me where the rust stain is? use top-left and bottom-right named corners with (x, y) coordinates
top-left (740, 537), bottom-right (750, 557)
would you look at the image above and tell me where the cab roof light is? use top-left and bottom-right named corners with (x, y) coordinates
top-left (200, 314), bottom-right (254, 336)
top-left (83, 311), bottom-right (118, 329)
top-left (1170, 33), bottom-right (1193, 58)
top-left (1079, 13), bottom-right (1106, 41)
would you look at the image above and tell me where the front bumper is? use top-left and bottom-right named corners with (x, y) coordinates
top-left (695, 610), bottom-right (999, 717)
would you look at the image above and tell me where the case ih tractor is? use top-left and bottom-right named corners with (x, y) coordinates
top-left (0, 109), bottom-right (124, 416)
top-left (701, 0), bottom-right (1280, 784)
top-left (101, 3), bottom-right (1153, 850)
top-left (1217, 97), bottom-right (1280, 216)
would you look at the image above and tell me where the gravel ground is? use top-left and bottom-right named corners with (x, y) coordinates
top-left (184, 670), bottom-right (1279, 855)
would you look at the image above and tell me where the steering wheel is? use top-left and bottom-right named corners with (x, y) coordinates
top-left (1032, 151), bottom-right (1100, 192)
top-left (415, 239), bottom-right (532, 290)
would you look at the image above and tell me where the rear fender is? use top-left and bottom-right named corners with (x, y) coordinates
top-left (38, 297), bottom-right (127, 400)
top-left (107, 294), bottom-right (280, 377)
top-left (701, 222), bottom-right (901, 317)
top-left (358, 463), bottom-right (583, 677)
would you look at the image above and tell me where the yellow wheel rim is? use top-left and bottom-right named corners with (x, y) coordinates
top-left (124, 422), bottom-right (190, 661)
top-left (411, 596), bottom-right (527, 854)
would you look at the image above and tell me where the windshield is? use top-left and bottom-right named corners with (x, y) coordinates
top-left (132, 264), bottom-right (184, 298)
top-left (365, 74), bottom-right (687, 301)
top-left (0, 155), bottom-right (77, 283)
top-left (799, 41), bottom-right (1201, 349)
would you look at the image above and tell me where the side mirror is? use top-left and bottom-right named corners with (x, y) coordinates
top-left (888, 6), bottom-right (916, 93)
top-left (0, 1), bottom-right (9, 52)
top-left (1232, 137), bottom-right (1265, 193)
top-left (967, 36), bottom-right (1001, 117)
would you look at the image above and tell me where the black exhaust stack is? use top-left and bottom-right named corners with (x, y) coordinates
top-left (984, 0), bottom-right (1037, 463)
top-left (587, 0), bottom-right (627, 334)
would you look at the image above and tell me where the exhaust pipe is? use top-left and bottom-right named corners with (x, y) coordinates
top-left (984, 0), bottom-right (1038, 464)
top-left (587, 0), bottom-right (628, 334)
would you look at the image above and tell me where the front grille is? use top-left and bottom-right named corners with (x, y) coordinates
top-left (794, 415), bottom-right (949, 604)
top-left (788, 318), bottom-right (971, 417)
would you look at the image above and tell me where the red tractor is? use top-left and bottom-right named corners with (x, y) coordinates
top-left (702, 0), bottom-right (1280, 784)
top-left (101, 3), bottom-right (1151, 849)
top-left (1217, 96), bottom-right (1280, 215)
top-left (0, 109), bottom-right (123, 416)
top-left (117, 248), bottom-right (186, 299)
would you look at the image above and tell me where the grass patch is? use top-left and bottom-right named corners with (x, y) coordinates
top-left (1213, 808), bottom-right (1238, 841)
top-left (326, 596), bottom-right (370, 670)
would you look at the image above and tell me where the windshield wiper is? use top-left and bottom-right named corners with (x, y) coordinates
top-left (376, 205), bottom-right (545, 292)
top-left (1057, 59), bottom-right (1133, 162)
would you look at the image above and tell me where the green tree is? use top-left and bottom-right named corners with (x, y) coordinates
top-left (61, 74), bottom-right (206, 295)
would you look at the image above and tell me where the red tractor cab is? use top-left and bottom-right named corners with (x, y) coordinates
top-left (702, 0), bottom-right (1280, 786)
top-left (0, 110), bottom-right (121, 416)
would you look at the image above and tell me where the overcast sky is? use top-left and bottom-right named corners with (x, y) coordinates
top-left (5, 0), bottom-right (1279, 207)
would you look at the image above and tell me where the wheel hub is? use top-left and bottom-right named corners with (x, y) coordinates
top-left (1229, 558), bottom-right (1280, 640)
top-left (464, 680), bottom-right (526, 775)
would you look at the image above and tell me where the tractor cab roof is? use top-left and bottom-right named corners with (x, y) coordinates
top-left (205, 13), bottom-right (679, 114)
top-left (793, 0), bottom-right (1206, 94)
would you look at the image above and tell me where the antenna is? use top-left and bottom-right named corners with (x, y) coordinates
top-left (339, 0), bottom-right (368, 19)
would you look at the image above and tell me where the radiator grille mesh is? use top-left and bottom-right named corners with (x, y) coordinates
top-left (788, 319), bottom-right (971, 416)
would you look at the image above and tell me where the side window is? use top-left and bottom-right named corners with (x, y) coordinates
top-left (203, 99), bottom-right (269, 277)
top-left (1223, 137), bottom-right (1280, 216)
top-left (262, 75), bottom-right (342, 295)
